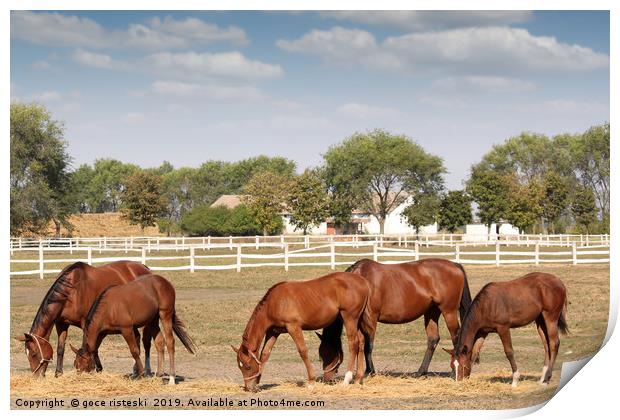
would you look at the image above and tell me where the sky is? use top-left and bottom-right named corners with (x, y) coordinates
top-left (10, 10), bottom-right (610, 189)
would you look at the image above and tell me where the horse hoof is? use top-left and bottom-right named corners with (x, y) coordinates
top-left (54, 371), bottom-right (63, 378)
top-left (342, 371), bottom-right (353, 385)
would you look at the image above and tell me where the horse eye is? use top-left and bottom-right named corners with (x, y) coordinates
top-left (246, 366), bottom-right (251, 370)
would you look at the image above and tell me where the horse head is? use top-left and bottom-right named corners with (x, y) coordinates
top-left (70, 343), bottom-right (96, 373)
top-left (18, 333), bottom-right (53, 377)
top-left (317, 332), bottom-right (343, 382)
top-left (231, 344), bottom-right (262, 392)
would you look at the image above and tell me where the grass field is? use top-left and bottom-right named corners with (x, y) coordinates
top-left (10, 260), bottom-right (609, 410)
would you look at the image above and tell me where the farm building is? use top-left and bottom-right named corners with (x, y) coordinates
top-left (211, 194), bottom-right (437, 235)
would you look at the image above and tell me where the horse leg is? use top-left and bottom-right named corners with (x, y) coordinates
top-left (121, 328), bottom-right (144, 379)
top-left (417, 306), bottom-right (441, 375)
top-left (536, 316), bottom-right (551, 385)
top-left (542, 312), bottom-right (561, 384)
top-left (132, 328), bottom-right (141, 376)
top-left (151, 324), bottom-right (165, 377)
top-left (364, 314), bottom-right (379, 375)
top-left (54, 322), bottom-right (69, 377)
top-left (142, 323), bottom-right (154, 376)
top-left (497, 327), bottom-right (519, 387)
top-left (93, 334), bottom-right (106, 372)
top-left (286, 325), bottom-right (315, 387)
top-left (257, 330), bottom-right (280, 385)
top-left (160, 313), bottom-right (176, 385)
top-left (355, 330), bottom-right (366, 384)
top-left (342, 316), bottom-right (362, 385)
top-left (441, 308), bottom-right (460, 345)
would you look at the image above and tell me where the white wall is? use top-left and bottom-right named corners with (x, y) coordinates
top-left (362, 197), bottom-right (436, 235)
top-left (282, 216), bottom-right (327, 235)
top-left (463, 223), bottom-right (520, 242)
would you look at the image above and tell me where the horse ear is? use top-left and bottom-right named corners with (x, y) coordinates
top-left (69, 344), bottom-right (80, 355)
top-left (17, 333), bottom-right (30, 342)
top-left (230, 345), bottom-right (239, 354)
top-left (442, 347), bottom-right (454, 356)
top-left (315, 332), bottom-right (323, 340)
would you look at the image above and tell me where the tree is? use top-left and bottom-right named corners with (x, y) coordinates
top-left (570, 123), bottom-right (610, 220)
top-left (287, 170), bottom-right (330, 234)
top-left (322, 129), bottom-right (445, 234)
top-left (10, 102), bottom-right (74, 236)
top-left (402, 193), bottom-right (440, 235)
top-left (120, 171), bottom-right (167, 232)
top-left (466, 167), bottom-right (512, 232)
top-left (541, 171), bottom-right (571, 233)
top-left (438, 190), bottom-right (472, 233)
top-left (505, 179), bottom-right (544, 233)
top-left (159, 167), bottom-right (197, 236)
top-left (571, 185), bottom-right (598, 233)
top-left (85, 159), bottom-right (140, 212)
top-left (242, 170), bottom-right (291, 236)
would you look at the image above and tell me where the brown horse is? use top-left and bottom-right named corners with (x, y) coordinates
top-left (318, 258), bottom-right (471, 380)
top-left (232, 272), bottom-right (372, 392)
top-left (18, 260), bottom-right (151, 377)
top-left (71, 274), bottom-right (196, 384)
top-left (443, 272), bottom-right (568, 387)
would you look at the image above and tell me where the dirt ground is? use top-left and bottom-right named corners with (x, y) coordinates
top-left (10, 263), bottom-right (609, 410)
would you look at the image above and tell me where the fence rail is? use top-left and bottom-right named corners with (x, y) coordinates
top-left (9, 239), bottom-right (610, 279)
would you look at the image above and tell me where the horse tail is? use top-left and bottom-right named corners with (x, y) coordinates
top-left (453, 262), bottom-right (472, 322)
top-left (558, 299), bottom-right (569, 335)
top-left (172, 312), bottom-right (197, 354)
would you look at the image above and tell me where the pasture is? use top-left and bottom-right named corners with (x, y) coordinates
top-left (10, 259), bottom-right (609, 409)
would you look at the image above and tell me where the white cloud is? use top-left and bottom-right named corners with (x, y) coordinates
top-left (120, 112), bottom-right (146, 124)
top-left (320, 11), bottom-right (533, 31)
top-left (432, 76), bottom-right (536, 93)
top-left (73, 49), bottom-right (126, 70)
top-left (532, 100), bottom-right (609, 115)
top-left (145, 51), bottom-right (283, 80)
top-left (32, 60), bottom-right (51, 70)
top-left (11, 11), bottom-right (249, 50)
top-left (33, 91), bottom-right (62, 102)
top-left (278, 26), bottom-right (609, 74)
top-left (337, 102), bottom-right (400, 119)
top-left (150, 80), bottom-right (265, 101)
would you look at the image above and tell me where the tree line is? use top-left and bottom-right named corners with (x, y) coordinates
top-left (10, 102), bottom-right (609, 237)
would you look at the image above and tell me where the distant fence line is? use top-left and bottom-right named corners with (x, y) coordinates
top-left (9, 232), bottom-right (611, 252)
top-left (9, 237), bottom-right (610, 279)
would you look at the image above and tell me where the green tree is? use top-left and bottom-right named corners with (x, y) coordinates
top-left (570, 123), bottom-right (610, 220)
top-left (438, 190), bottom-right (472, 233)
top-left (541, 171), bottom-right (571, 233)
top-left (322, 129), bottom-right (445, 234)
top-left (242, 170), bottom-right (291, 236)
top-left (10, 102), bottom-right (75, 236)
top-left (287, 170), bottom-right (330, 234)
top-left (120, 171), bottom-right (167, 232)
top-left (505, 178), bottom-right (544, 233)
top-left (571, 185), bottom-right (598, 233)
top-left (159, 167), bottom-right (197, 236)
top-left (86, 159), bottom-right (140, 212)
top-left (466, 167), bottom-right (512, 232)
top-left (402, 193), bottom-right (440, 235)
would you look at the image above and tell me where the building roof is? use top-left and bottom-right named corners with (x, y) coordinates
top-left (210, 195), bottom-right (243, 209)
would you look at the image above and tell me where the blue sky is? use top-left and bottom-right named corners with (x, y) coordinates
top-left (10, 10), bottom-right (610, 189)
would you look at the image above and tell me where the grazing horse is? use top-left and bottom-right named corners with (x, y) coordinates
top-left (18, 261), bottom-right (151, 377)
top-left (318, 258), bottom-right (471, 380)
top-left (443, 272), bottom-right (568, 387)
top-left (232, 272), bottom-right (372, 392)
top-left (71, 274), bottom-right (196, 385)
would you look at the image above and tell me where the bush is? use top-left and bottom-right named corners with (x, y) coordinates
top-left (179, 204), bottom-right (282, 236)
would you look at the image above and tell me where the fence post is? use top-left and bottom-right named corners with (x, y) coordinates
top-left (455, 243), bottom-right (460, 263)
top-left (69, 238), bottom-right (73, 255)
top-left (330, 243), bottom-right (336, 270)
top-left (586, 234), bottom-right (590, 247)
top-left (284, 243), bottom-right (289, 272)
top-left (147, 238), bottom-right (151, 253)
top-left (280, 235), bottom-right (285, 249)
top-left (130, 236), bottom-right (133, 249)
top-left (305, 235), bottom-right (310, 249)
top-left (229, 236), bottom-right (233, 251)
top-left (207, 236), bottom-right (212, 250)
top-left (237, 244), bottom-right (242, 273)
top-left (535, 242), bottom-right (540, 266)
top-left (38, 240), bottom-right (44, 280)
top-left (572, 242), bottom-right (577, 265)
top-left (373, 242), bottom-right (378, 262)
top-left (414, 241), bottom-right (420, 261)
top-left (398, 235), bottom-right (402, 247)
top-left (495, 241), bottom-right (500, 267)
top-left (190, 246), bottom-right (195, 273)
top-left (255, 235), bottom-right (259, 250)
top-left (141, 247), bottom-right (146, 265)
top-left (103, 236), bottom-right (107, 250)
top-left (124, 238), bottom-right (128, 254)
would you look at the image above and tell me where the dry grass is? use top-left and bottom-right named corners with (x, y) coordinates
top-left (44, 212), bottom-right (162, 237)
top-left (10, 263), bottom-right (609, 409)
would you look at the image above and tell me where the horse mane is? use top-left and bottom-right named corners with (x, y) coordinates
top-left (345, 259), bottom-right (366, 273)
top-left (241, 281), bottom-right (286, 344)
top-left (30, 262), bottom-right (88, 332)
top-left (84, 285), bottom-right (115, 331)
top-left (455, 283), bottom-right (493, 354)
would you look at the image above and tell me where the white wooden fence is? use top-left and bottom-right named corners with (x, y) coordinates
top-left (9, 239), bottom-right (610, 279)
